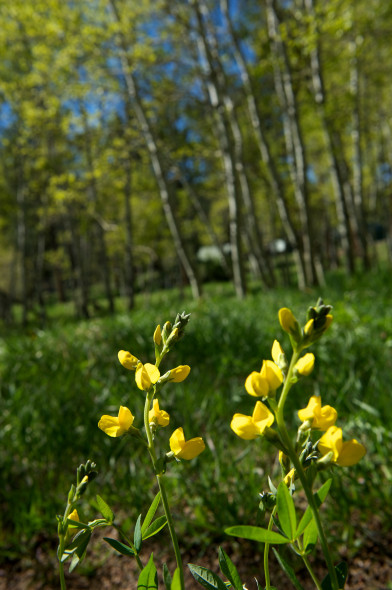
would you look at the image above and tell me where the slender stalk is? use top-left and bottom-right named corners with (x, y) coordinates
top-left (275, 350), bottom-right (340, 590)
top-left (301, 552), bottom-right (323, 590)
top-left (58, 539), bottom-right (66, 590)
top-left (113, 524), bottom-right (144, 570)
top-left (263, 506), bottom-right (277, 590)
top-left (143, 392), bottom-right (185, 589)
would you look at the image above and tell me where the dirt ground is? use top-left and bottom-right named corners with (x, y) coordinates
top-left (1, 517), bottom-right (391, 590)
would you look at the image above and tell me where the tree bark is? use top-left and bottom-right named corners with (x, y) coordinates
top-left (108, 0), bottom-right (202, 300)
top-left (266, 0), bottom-right (320, 287)
top-left (305, 0), bottom-right (356, 274)
top-left (220, 0), bottom-right (306, 287)
top-left (192, 0), bottom-right (247, 297)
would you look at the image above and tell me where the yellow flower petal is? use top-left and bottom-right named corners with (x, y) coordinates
top-left (118, 350), bottom-right (139, 370)
top-left (271, 340), bottom-right (284, 365)
top-left (68, 509), bottom-right (79, 523)
top-left (118, 406), bottom-right (135, 430)
top-left (295, 353), bottom-right (315, 376)
top-left (279, 308), bottom-right (297, 333)
top-left (252, 400), bottom-right (275, 429)
top-left (298, 396), bottom-right (321, 422)
top-left (304, 319), bottom-right (314, 336)
top-left (318, 426), bottom-right (343, 462)
top-left (153, 325), bottom-right (162, 345)
top-left (231, 401), bottom-right (274, 440)
top-left (298, 396), bottom-right (337, 430)
top-left (231, 414), bottom-right (261, 440)
top-left (315, 405), bottom-right (338, 430)
top-left (135, 362), bottom-right (160, 391)
top-left (260, 360), bottom-right (283, 390)
top-left (169, 365), bottom-right (191, 383)
top-left (98, 406), bottom-right (134, 437)
top-left (149, 399), bottom-right (170, 427)
top-left (245, 371), bottom-right (269, 397)
top-left (336, 439), bottom-right (366, 467)
top-left (169, 427), bottom-right (205, 460)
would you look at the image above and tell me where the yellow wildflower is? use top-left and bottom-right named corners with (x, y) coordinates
top-left (283, 468), bottom-right (295, 485)
top-left (169, 365), bottom-right (191, 383)
top-left (135, 362), bottom-right (160, 391)
top-left (245, 371), bottom-right (269, 397)
top-left (118, 350), bottom-right (139, 370)
top-left (245, 361), bottom-right (283, 398)
top-left (279, 308), bottom-right (298, 333)
top-left (68, 509), bottom-right (79, 523)
top-left (298, 396), bottom-right (337, 430)
top-left (98, 406), bottom-right (135, 437)
top-left (149, 399), bottom-right (170, 427)
top-left (271, 340), bottom-right (285, 366)
top-left (153, 325), bottom-right (162, 345)
top-left (295, 353), bottom-right (315, 376)
top-left (318, 426), bottom-right (366, 466)
top-left (231, 401), bottom-right (274, 440)
top-left (169, 427), bottom-right (205, 460)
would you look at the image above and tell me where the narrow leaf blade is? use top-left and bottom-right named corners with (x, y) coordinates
top-left (321, 561), bottom-right (348, 590)
top-left (171, 567), bottom-right (182, 590)
top-left (296, 479), bottom-right (332, 538)
top-left (143, 515), bottom-right (167, 540)
top-left (188, 564), bottom-right (228, 590)
top-left (276, 482), bottom-right (297, 541)
top-left (218, 547), bottom-right (243, 590)
top-left (162, 563), bottom-right (172, 590)
top-left (303, 519), bottom-right (318, 554)
top-left (103, 537), bottom-right (135, 557)
top-left (96, 495), bottom-right (114, 523)
top-left (272, 548), bottom-right (305, 590)
top-left (225, 525), bottom-right (289, 545)
top-left (134, 514), bottom-right (142, 553)
top-left (141, 492), bottom-right (161, 536)
top-left (137, 553), bottom-right (158, 590)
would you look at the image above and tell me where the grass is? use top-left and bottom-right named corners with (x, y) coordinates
top-left (1, 269), bottom-right (392, 561)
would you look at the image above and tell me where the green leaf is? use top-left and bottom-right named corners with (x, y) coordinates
top-left (143, 515), bottom-right (167, 540)
top-left (321, 561), bottom-right (348, 590)
top-left (134, 514), bottom-right (142, 553)
top-left (68, 529), bottom-right (92, 572)
top-left (171, 567), bottom-right (182, 590)
top-left (103, 537), bottom-right (135, 557)
top-left (141, 492), bottom-right (161, 536)
top-left (162, 563), bottom-right (172, 589)
top-left (296, 479), bottom-right (332, 538)
top-left (188, 564), bottom-right (228, 590)
top-left (218, 547), bottom-right (243, 590)
top-left (137, 553), bottom-right (158, 589)
top-left (272, 548), bottom-right (305, 590)
top-left (66, 528), bottom-right (91, 551)
top-left (276, 482), bottom-right (297, 541)
top-left (303, 519), bottom-right (318, 554)
top-left (96, 495), bottom-right (114, 523)
top-left (66, 518), bottom-right (89, 529)
top-left (225, 525), bottom-right (289, 545)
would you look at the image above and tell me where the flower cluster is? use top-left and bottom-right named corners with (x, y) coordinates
top-left (98, 314), bottom-right (205, 462)
top-left (231, 301), bottom-right (366, 471)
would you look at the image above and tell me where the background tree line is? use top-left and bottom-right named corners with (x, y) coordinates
top-left (0, 0), bottom-right (391, 324)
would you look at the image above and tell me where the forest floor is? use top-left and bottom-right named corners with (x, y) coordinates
top-left (1, 515), bottom-right (391, 590)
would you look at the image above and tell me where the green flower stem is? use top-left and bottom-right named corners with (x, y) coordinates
top-left (264, 506), bottom-right (277, 590)
top-left (58, 498), bottom-right (74, 590)
top-left (275, 349), bottom-right (340, 590)
top-left (301, 552), bottom-right (323, 590)
top-left (143, 391), bottom-right (185, 590)
top-left (58, 537), bottom-right (66, 590)
top-left (113, 524), bottom-right (144, 571)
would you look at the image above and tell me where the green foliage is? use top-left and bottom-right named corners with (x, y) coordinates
top-left (0, 273), bottom-right (391, 559)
